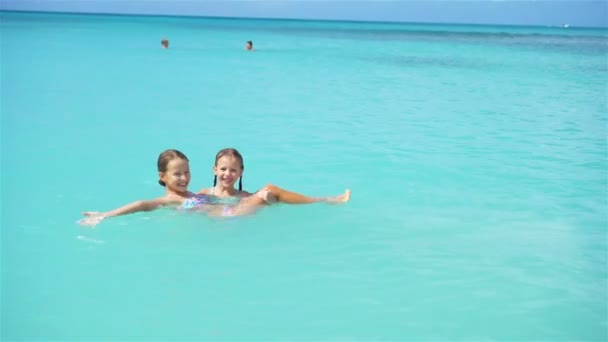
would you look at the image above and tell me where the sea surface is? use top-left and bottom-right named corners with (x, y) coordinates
top-left (1, 11), bottom-right (607, 340)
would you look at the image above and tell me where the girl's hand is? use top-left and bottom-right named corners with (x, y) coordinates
top-left (78, 212), bottom-right (106, 227)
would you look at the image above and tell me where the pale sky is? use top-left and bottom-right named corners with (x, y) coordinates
top-left (1, 0), bottom-right (606, 27)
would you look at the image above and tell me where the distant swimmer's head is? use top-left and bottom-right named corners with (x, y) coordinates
top-left (158, 149), bottom-right (190, 193)
top-left (245, 40), bottom-right (253, 51)
top-left (213, 148), bottom-right (244, 191)
top-left (161, 38), bottom-right (169, 49)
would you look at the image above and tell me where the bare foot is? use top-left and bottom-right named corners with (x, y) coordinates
top-left (326, 189), bottom-right (351, 204)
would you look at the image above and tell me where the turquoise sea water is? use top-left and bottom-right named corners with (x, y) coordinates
top-left (1, 11), bottom-right (607, 340)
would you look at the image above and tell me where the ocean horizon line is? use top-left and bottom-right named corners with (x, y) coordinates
top-left (1, 9), bottom-right (607, 31)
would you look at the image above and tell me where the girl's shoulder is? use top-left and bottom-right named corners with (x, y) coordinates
top-left (161, 192), bottom-right (195, 205)
top-left (237, 190), bottom-right (254, 197)
top-left (198, 188), bottom-right (212, 195)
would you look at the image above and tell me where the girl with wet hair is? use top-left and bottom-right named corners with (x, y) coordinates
top-left (78, 149), bottom-right (214, 226)
top-left (198, 148), bottom-right (351, 213)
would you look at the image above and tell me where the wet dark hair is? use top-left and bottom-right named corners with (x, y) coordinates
top-left (213, 148), bottom-right (244, 191)
top-left (158, 149), bottom-right (188, 186)
top-left (246, 40), bottom-right (253, 45)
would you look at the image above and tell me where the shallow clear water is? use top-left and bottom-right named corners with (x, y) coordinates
top-left (1, 11), bottom-right (607, 340)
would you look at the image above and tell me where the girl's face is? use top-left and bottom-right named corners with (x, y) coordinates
top-left (160, 158), bottom-right (191, 193)
top-left (214, 155), bottom-right (243, 189)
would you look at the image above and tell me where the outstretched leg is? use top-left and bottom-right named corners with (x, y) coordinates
top-left (219, 184), bottom-right (351, 217)
top-left (260, 184), bottom-right (350, 204)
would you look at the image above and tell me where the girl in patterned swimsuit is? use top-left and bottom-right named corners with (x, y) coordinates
top-left (197, 148), bottom-right (351, 217)
top-left (78, 148), bottom-right (351, 226)
top-left (78, 149), bottom-right (212, 227)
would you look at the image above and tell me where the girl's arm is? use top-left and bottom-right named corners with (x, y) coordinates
top-left (78, 197), bottom-right (170, 227)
